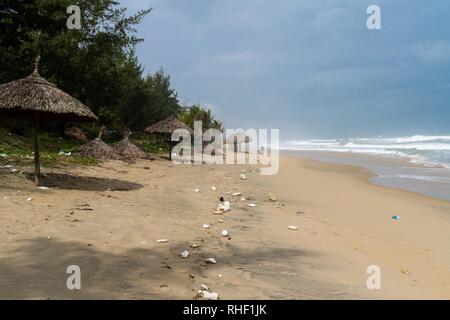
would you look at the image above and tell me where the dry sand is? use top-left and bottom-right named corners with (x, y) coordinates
top-left (0, 155), bottom-right (449, 299)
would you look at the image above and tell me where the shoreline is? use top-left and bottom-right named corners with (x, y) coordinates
top-left (282, 150), bottom-right (450, 202)
top-left (1, 155), bottom-right (449, 299)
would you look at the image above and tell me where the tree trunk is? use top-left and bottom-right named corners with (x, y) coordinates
top-left (33, 112), bottom-right (41, 186)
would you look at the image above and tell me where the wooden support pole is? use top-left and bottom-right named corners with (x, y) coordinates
top-left (33, 112), bottom-right (41, 186)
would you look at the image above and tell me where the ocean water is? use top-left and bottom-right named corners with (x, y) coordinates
top-left (281, 135), bottom-right (450, 202)
top-left (282, 135), bottom-right (450, 168)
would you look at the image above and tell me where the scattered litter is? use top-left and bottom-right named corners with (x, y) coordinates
top-left (392, 215), bottom-right (400, 221)
top-left (200, 284), bottom-right (209, 290)
top-left (205, 258), bottom-right (217, 264)
top-left (218, 274), bottom-right (223, 278)
top-left (3, 196), bottom-right (8, 200)
top-left (268, 193), bottom-right (277, 202)
top-left (202, 291), bottom-right (219, 300)
top-left (27, 197), bottom-right (33, 202)
top-left (215, 201), bottom-right (231, 214)
top-left (248, 203), bottom-right (257, 208)
top-left (47, 236), bottom-right (51, 239)
top-left (180, 250), bottom-right (190, 258)
top-left (221, 230), bottom-right (229, 237)
top-left (240, 174), bottom-right (247, 180)
top-left (241, 197), bottom-right (246, 201)
top-left (194, 189), bottom-right (200, 193)
top-left (10, 168), bottom-right (18, 173)
top-left (156, 239), bottom-right (169, 243)
top-left (58, 151), bottom-right (72, 156)
top-left (203, 224), bottom-right (211, 229)
top-left (38, 186), bottom-right (50, 190)
top-left (140, 241), bottom-right (147, 244)
top-left (74, 204), bottom-right (94, 211)
top-left (232, 192), bottom-right (242, 196)
top-left (218, 219), bottom-right (224, 223)
top-left (288, 225), bottom-right (299, 230)
top-left (211, 186), bottom-right (217, 191)
top-left (190, 244), bottom-right (201, 249)
top-left (400, 267), bottom-right (411, 275)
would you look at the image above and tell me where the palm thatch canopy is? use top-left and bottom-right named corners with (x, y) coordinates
top-left (0, 56), bottom-right (97, 185)
top-left (144, 115), bottom-right (193, 135)
top-left (0, 60), bottom-right (97, 122)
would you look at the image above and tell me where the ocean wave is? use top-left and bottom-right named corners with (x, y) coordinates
top-left (282, 135), bottom-right (450, 168)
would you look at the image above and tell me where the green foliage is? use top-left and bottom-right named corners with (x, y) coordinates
top-left (0, 1), bottom-right (223, 141)
top-left (179, 105), bottom-right (224, 131)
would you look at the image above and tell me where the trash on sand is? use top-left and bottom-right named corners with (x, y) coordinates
top-left (219, 274), bottom-right (223, 278)
top-left (202, 291), bottom-right (219, 300)
top-left (194, 189), bottom-right (200, 193)
top-left (392, 215), bottom-right (400, 221)
top-left (156, 239), bottom-right (169, 243)
top-left (221, 230), bottom-right (229, 237)
top-left (240, 174), bottom-right (247, 180)
top-left (215, 201), bottom-right (231, 214)
top-left (288, 225), bottom-right (299, 230)
top-left (203, 224), bottom-right (211, 229)
top-left (232, 192), bottom-right (242, 196)
top-left (58, 151), bottom-right (72, 156)
top-left (180, 250), bottom-right (190, 258)
top-left (400, 267), bottom-right (411, 275)
top-left (27, 197), bottom-right (33, 202)
top-left (190, 243), bottom-right (201, 249)
top-left (38, 186), bottom-right (50, 190)
top-left (200, 284), bottom-right (209, 290)
top-left (268, 193), bottom-right (277, 202)
top-left (205, 258), bottom-right (217, 264)
top-left (248, 203), bottom-right (257, 208)
top-left (211, 186), bottom-right (217, 191)
top-left (74, 203), bottom-right (94, 211)
top-left (11, 168), bottom-right (18, 173)
top-left (241, 197), bottom-right (246, 201)
top-left (218, 219), bottom-right (224, 223)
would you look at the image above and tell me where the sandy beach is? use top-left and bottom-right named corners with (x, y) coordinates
top-left (0, 155), bottom-right (449, 299)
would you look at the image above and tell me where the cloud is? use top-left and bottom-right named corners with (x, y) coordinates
top-left (415, 40), bottom-right (450, 63)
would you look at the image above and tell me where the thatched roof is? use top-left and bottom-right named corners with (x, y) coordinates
top-left (79, 138), bottom-right (120, 159)
top-left (114, 136), bottom-right (149, 159)
top-left (226, 131), bottom-right (252, 144)
top-left (0, 59), bottom-right (97, 121)
top-left (144, 116), bottom-right (193, 135)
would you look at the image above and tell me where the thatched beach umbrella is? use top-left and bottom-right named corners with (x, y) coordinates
top-left (144, 116), bottom-right (193, 159)
top-left (0, 57), bottom-right (97, 185)
top-left (144, 115), bottom-right (193, 135)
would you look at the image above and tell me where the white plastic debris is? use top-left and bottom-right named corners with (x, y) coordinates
top-left (38, 186), bottom-right (50, 190)
top-left (194, 189), bottom-right (200, 193)
top-left (205, 258), bottom-right (217, 264)
top-left (248, 203), bottom-right (257, 208)
top-left (240, 174), bottom-right (247, 180)
top-left (203, 224), bottom-right (211, 229)
top-left (202, 291), bottom-right (219, 300)
top-left (211, 186), bottom-right (217, 191)
top-left (11, 168), bottom-right (18, 172)
top-left (221, 230), bottom-right (229, 237)
top-left (156, 239), bottom-right (169, 243)
top-left (288, 225), bottom-right (299, 230)
top-left (218, 219), bottom-right (224, 223)
top-left (180, 250), bottom-right (190, 258)
top-left (219, 274), bottom-right (223, 278)
top-left (232, 192), bottom-right (242, 196)
top-left (215, 201), bottom-right (231, 214)
top-left (241, 197), bottom-right (246, 201)
top-left (200, 284), bottom-right (209, 290)
top-left (27, 197), bottom-right (33, 202)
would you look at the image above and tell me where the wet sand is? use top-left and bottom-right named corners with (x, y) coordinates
top-left (0, 155), bottom-right (449, 299)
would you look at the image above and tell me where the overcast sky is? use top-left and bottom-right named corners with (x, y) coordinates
top-left (119, 0), bottom-right (450, 139)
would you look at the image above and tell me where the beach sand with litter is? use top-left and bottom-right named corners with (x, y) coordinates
top-left (0, 155), bottom-right (449, 299)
